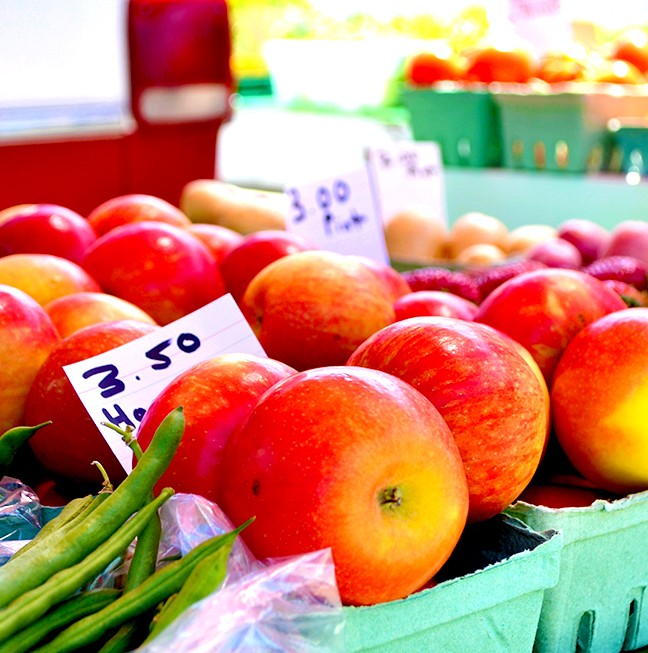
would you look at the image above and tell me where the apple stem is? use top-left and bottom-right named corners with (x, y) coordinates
top-left (379, 486), bottom-right (402, 509)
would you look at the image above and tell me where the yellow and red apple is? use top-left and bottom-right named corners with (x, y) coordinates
top-left (551, 308), bottom-right (648, 495)
top-left (242, 250), bottom-right (396, 370)
top-left (44, 291), bottom-right (158, 338)
top-left (347, 316), bottom-right (550, 522)
top-left (0, 284), bottom-right (60, 432)
top-left (0, 253), bottom-right (101, 306)
top-left (217, 365), bottom-right (469, 606)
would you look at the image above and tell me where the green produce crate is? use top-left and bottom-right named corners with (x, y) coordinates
top-left (343, 513), bottom-right (563, 653)
top-left (607, 118), bottom-right (648, 176)
top-left (493, 84), bottom-right (648, 174)
top-left (400, 84), bottom-right (503, 168)
top-left (507, 489), bottom-right (648, 653)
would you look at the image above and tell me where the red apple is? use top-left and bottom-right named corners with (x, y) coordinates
top-left (0, 203), bottom-right (97, 264)
top-left (0, 284), bottom-right (60, 432)
top-left (556, 218), bottom-right (611, 264)
top-left (602, 220), bottom-right (648, 266)
top-left (217, 365), bottom-right (469, 606)
top-left (24, 320), bottom-right (160, 488)
top-left (80, 222), bottom-right (226, 325)
top-left (44, 291), bottom-right (158, 338)
top-left (185, 223), bottom-right (244, 267)
top-left (220, 230), bottom-right (317, 306)
top-left (86, 194), bottom-right (191, 237)
top-left (525, 237), bottom-right (583, 269)
top-left (242, 250), bottom-right (395, 370)
top-left (347, 317), bottom-right (549, 522)
top-left (136, 353), bottom-right (296, 503)
top-left (0, 253), bottom-right (101, 306)
top-left (474, 268), bottom-right (627, 385)
top-left (551, 308), bottom-right (648, 494)
top-left (394, 290), bottom-right (478, 321)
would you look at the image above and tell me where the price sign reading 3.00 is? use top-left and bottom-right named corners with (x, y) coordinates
top-left (284, 167), bottom-right (389, 264)
top-left (64, 294), bottom-right (266, 473)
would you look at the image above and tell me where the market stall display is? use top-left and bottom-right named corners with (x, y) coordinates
top-left (3, 2), bottom-right (648, 651)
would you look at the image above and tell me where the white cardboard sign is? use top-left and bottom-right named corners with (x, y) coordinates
top-left (284, 167), bottom-right (390, 265)
top-left (365, 140), bottom-right (447, 226)
top-left (64, 294), bottom-right (265, 473)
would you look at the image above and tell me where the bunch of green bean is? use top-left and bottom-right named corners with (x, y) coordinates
top-left (0, 407), bottom-right (251, 652)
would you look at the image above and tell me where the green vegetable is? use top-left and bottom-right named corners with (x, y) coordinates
top-left (10, 495), bottom-right (95, 560)
top-left (0, 588), bottom-right (121, 653)
top-left (96, 423), bottom-right (163, 653)
top-left (0, 406), bottom-right (185, 609)
top-left (31, 520), bottom-right (252, 653)
top-left (0, 488), bottom-right (174, 644)
top-left (144, 537), bottom-right (234, 643)
top-left (0, 422), bottom-right (51, 478)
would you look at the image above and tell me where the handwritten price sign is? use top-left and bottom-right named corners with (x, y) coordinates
top-left (284, 167), bottom-right (389, 264)
top-left (64, 294), bottom-right (265, 473)
top-left (366, 141), bottom-right (447, 226)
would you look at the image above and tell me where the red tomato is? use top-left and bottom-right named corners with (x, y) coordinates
top-left (465, 44), bottom-right (534, 83)
top-left (610, 28), bottom-right (648, 74)
top-left (405, 50), bottom-right (465, 86)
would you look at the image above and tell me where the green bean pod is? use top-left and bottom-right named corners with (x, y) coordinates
top-left (10, 495), bottom-right (95, 560)
top-left (32, 519), bottom-right (253, 653)
top-left (145, 538), bottom-right (233, 643)
top-left (0, 422), bottom-right (51, 478)
top-left (0, 488), bottom-right (174, 644)
top-left (0, 406), bottom-right (185, 609)
top-left (0, 588), bottom-right (121, 653)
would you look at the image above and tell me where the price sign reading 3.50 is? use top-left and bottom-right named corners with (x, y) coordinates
top-left (64, 294), bottom-right (266, 473)
top-left (284, 168), bottom-right (389, 264)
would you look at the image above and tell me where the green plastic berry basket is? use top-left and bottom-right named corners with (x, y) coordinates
top-left (343, 513), bottom-right (562, 653)
top-left (506, 489), bottom-right (648, 653)
top-left (400, 83), bottom-right (503, 168)
top-left (492, 82), bottom-right (648, 174)
top-left (607, 118), bottom-right (648, 177)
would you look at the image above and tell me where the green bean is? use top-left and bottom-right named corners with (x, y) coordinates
top-left (0, 487), bottom-right (173, 644)
top-left (10, 495), bottom-right (95, 560)
top-left (145, 537), bottom-right (233, 643)
top-left (0, 588), bottom-right (121, 653)
top-left (0, 421), bottom-right (51, 478)
top-left (97, 425), bottom-right (163, 653)
top-left (32, 519), bottom-right (253, 653)
top-left (0, 406), bottom-right (185, 609)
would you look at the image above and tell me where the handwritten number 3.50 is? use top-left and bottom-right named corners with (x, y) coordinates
top-left (81, 333), bottom-right (201, 398)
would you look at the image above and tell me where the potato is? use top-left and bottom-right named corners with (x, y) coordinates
top-left (180, 179), bottom-right (288, 234)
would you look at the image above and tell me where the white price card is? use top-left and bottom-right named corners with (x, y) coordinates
top-left (63, 294), bottom-right (265, 474)
top-left (365, 141), bottom-right (447, 227)
top-left (284, 167), bottom-right (390, 265)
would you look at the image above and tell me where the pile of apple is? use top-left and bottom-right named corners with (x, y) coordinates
top-left (1, 194), bottom-right (647, 609)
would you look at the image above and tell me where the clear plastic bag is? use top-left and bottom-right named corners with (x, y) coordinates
top-left (138, 492), bottom-right (345, 653)
top-left (0, 476), bottom-right (46, 562)
top-left (135, 547), bottom-right (345, 653)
